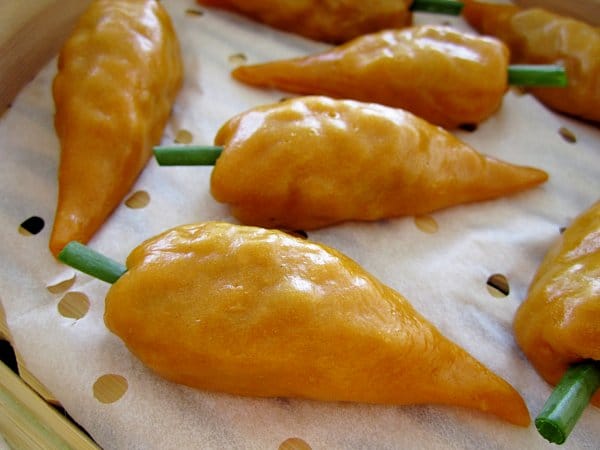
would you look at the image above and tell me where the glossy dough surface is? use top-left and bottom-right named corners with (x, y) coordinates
top-left (50, 0), bottom-right (183, 255)
top-left (232, 26), bottom-right (510, 128)
top-left (514, 200), bottom-right (600, 406)
top-left (197, 0), bottom-right (412, 44)
top-left (463, 1), bottom-right (600, 122)
top-left (105, 222), bottom-right (530, 426)
top-left (211, 96), bottom-right (547, 230)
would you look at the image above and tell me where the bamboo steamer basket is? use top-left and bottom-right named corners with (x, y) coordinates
top-left (0, 1), bottom-right (598, 448)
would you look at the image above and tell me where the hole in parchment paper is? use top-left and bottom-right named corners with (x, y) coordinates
top-left (0, 340), bottom-right (18, 374)
top-left (279, 437), bottom-right (312, 450)
top-left (47, 274), bottom-right (76, 294)
top-left (93, 374), bottom-right (128, 404)
top-left (18, 216), bottom-right (45, 235)
top-left (125, 190), bottom-right (150, 209)
top-left (558, 127), bottom-right (577, 144)
top-left (284, 229), bottom-right (308, 239)
top-left (174, 128), bottom-right (194, 144)
top-left (511, 86), bottom-right (527, 96)
top-left (458, 123), bottom-right (478, 132)
top-left (414, 215), bottom-right (439, 234)
top-left (185, 8), bottom-right (204, 16)
top-left (486, 273), bottom-right (510, 297)
top-left (57, 292), bottom-right (90, 320)
top-left (228, 53), bottom-right (247, 67)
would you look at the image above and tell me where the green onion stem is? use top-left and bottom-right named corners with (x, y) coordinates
top-left (508, 64), bottom-right (568, 87)
top-left (153, 145), bottom-right (222, 166)
top-left (410, 0), bottom-right (464, 14)
top-left (535, 360), bottom-right (600, 445)
top-left (58, 242), bottom-right (126, 284)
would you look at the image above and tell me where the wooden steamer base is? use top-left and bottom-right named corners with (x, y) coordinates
top-left (0, 0), bottom-right (598, 448)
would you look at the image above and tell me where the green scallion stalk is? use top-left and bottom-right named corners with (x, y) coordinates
top-left (153, 145), bottom-right (222, 166)
top-left (535, 360), bottom-right (600, 444)
top-left (58, 241), bottom-right (126, 284)
top-left (411, 0), bottom-right (464, 15)
top-left (508, 64), bottom-right (568, 87)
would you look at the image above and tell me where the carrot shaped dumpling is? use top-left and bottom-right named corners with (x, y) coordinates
top-left (196, 0), bottom-right (412, 44)
top-left (210, 96), bottom-right (548, 230)
top-left (105, 221), bottom-right (530, 426)
top-left (231, 25), bottom-right (510, 128)
top-left (514, 200), bottom-right (600, 406)
top-left (463, 1), bottom-right (600, 123)
top-left (50, 0), bottom-right (183, 256)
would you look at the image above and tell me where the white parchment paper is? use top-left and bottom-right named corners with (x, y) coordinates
top-left (0, 1), bottom-right (598, 448)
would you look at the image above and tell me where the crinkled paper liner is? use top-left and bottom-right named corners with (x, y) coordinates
top-left (0, 1), bottom-right (598, 449)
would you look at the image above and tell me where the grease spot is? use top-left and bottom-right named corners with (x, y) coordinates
top-left (279, 437), bottom-right (312, 450)
top-left (414, 215), bottom-right (439, 234)
top-left (125, 190), bottom-right (150, 209)
top-left (93, 374), bottom-right (128, 404)
top-left (19, 216), bottom-right (45, 235)
top-left (486, 273), bottom-right (510, 297)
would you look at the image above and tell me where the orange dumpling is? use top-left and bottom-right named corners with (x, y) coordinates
top-left (105, 221), bottom-right (530, 426)
top-left (514, 200), bottom-right (600, 406)
top-left (463, 0), bottom-right (600, 122)
top-left (211, 96), bottom-right (548, 230)
top-left (197, 0), bottom-right (412, 44)
top-left (231, 26), bottom-right (510, 128)
top-left (50, 0), bottom-right (183, 256)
